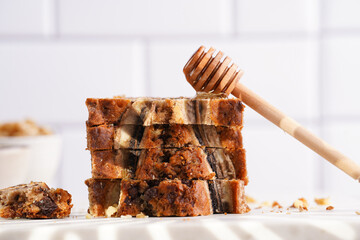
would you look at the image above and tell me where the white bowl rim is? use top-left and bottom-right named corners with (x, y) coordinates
top-left (0, 135), bottom-right (62, 146)
top-left (0, 134), bottom-right (61, 140)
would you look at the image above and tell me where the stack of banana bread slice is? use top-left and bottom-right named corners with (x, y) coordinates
top-left (85, 96), bottom-right (250, 217)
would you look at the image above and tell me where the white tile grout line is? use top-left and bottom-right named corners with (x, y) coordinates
top-left (53, 0), bottom-right (60, 38)
top-left (131, 39), bottom-right (147, 97)
top-left (316, 0), bottom-right (326, 192)
top-left (3, 31), bottom-right (360, 45)
top-left (42, 0), bottom-right (57, 39)
top-left (1, 30), bottom-right (359, 40)
top-left (0, 31), bottom-right (359, 44)
top-left (144, 39), bottom-right (152, 96)
top-left (232, 0), bottom-right (239, 37)
top-left (0, 32), bottom-right (320, 42)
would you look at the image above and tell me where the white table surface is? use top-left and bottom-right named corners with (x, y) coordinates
top-left (0, 197), bottom-right (359, 240)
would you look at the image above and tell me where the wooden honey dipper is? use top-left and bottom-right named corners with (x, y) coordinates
top-left (183, 46), bottom-right (360, 182)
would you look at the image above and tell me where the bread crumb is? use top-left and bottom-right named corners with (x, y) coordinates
top-left (105, 206), bottom-right (117, 218)
top-left (85, 214), bottom-right (93, 219)
top-left (299, 206), bottom-right (307, 212)
top-left (326, 206), bottom-right (334, 211)
top-left (291, 198), bottom-right (309, 211)
top-left (136, 213), bottom-right (149, 218)
top-left (0, 119), bottom-right (52, 136)
top-left (260, 201), bottom-right (272, 207)
top-left (314, 197), bottom-right (330, 206)
top-left (355, 211), bottom-right (360, 215)
top-left (120, 215), bottom-right (133, 219)
top-left (245, 195), bottom-right (257, 204)
top-left (272, 201), bottom-right (283, 209)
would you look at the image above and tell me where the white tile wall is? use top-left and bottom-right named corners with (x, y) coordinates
top-left (1, 0), bottom-right (360, 205)
top-left (148, 42), bottom-right (204, 97)
top-left (236, 0), bottom-right (319, 33)
top-left (58, 0), bottom-right (233, 36)
top-left (321, 122), bottom-right (360, 197)
top-left (0, 41), bottom-right (145, 123)
top-left (215, 39), bottom-right (319, 122)
top-left (322, 35), bottom-right (360, 118)
top-left (149, 39), bottom-right (319, 121)
top-left (323, 0), bottom-right (360, 30)
top-left (243, 121), bottom-right (318, 195)
top-left (0, 0), bottom-right (46, 35)
top-left (58, 125), bottom-right (91, 208)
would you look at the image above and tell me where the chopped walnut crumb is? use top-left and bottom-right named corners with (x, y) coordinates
top-left (291, 198), bottom-right (309, 211)
top-left (136, 213), bottom-right (149, 218)
top-left (245, 195), bottom-right (257, 204)
top-left (120, 215), bottom-right (133, 219)
top-left (314, 197), bottom-right (330, 206)
top-left (326, 206), bottom-right (334, 211)
top-left (298, 206), bottom-right (307, 212)
top-left (0, 119), bottom-right (52, 136)
top-left (105, 206), bottom-right (117, 218)
top-left (260, 201), bottom-right (272, 207)
top-left (272, 201), bottom-right (283, 209)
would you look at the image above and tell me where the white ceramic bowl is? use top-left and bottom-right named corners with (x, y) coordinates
top-left (0, 135), bottom-right (62, 189)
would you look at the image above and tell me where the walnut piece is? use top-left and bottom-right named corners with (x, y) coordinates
top-left (314, 197), bottom-right (330, 206)
top-left (0, 119), bottom-right (52, 136)
top-left (272, 201), bottom-right (283, 209)
top-left (245, 195), bottom-right (256, 204)
top-left (326, 206), bottom-right (334, 211)
top-left (136, 212), bottom-right (149, 218)
top-left (105, 205), bottom-right (117, 218)
top-left (291, 198), bottom-right (309, 211)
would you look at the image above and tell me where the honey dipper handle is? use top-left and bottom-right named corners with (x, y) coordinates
top-left (233, 82), bottom-right (360, 181)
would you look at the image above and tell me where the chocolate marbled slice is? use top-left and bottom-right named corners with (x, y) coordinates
top-left (91, 150), bottom-right (139, 179)
top-left (91, 148), bottom-right (247, 183)
top-left (0, 182), bottom-right (73, 219)
top-left (87, 124), bottom-right (243, 150)
top-left (86, 97), bottom-right (244, 126)
top-left (85, 179), bottom-right (121, 217)
top-left (85, 179), bottom-right (249, 217)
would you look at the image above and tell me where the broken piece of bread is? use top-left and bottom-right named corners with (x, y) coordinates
top-left (0, 182), bottom-right (72, 219)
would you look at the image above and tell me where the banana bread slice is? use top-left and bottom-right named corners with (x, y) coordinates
top-left (85, 179), bottom-right (249, 217)
top-left (0, 182), bottom-right (73, 219)
top-left (86, 97), bottom-right (244, 126)
top-left (87, 124), bottom-right (243, 150)
top-left (91, 148), bottom-right (247, 183)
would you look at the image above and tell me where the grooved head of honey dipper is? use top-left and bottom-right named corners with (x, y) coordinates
top-left (183, 46), bottom-right (244, 96)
